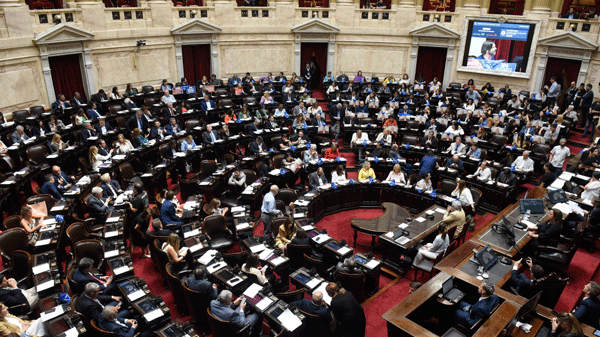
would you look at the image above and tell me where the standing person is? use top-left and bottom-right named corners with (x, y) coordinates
top-left (325, 283), bottom-right (366, 337)
top-left (261, 185), bottom-right (280, 243)
top-left (545, 76), bottom-right (560, 107)
top-left (581, 84), bottom-right (594, 134)
top-left (549, 138), bottom-right (571, 176)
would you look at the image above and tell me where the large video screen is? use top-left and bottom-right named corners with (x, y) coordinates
top-left (462, 21), bottom-right (535, 73)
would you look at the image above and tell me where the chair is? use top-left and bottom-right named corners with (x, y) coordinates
top-left (66, 223), bottom-right (101, 247)
top-left (0, 228), bottom-right (29, 268)
top-left (270, 217), bottom-right (288, 241)
top-left (8, 250), bottom-right (33, 288)
top-left (529, 272), bottom-right (569, 308)
top-left (12, 110), bottom-right (30, 124)
top-left (489, 135), bottom-right (508, 148)
top-left (67, 265), bottom-right (85, 295)
top-left (3, 216), bottom-right (21, 230)
top-left (438, 180), bottom-right (457, 196)
top-left (402, 135), bottom-right (420, 146)
top-left (275, 288), bottom-right (306, 304)
top-left (413, 250), bottom-right (445, 281)
top-left (90, 319), bottom-right (118, 337)
top-left (27, 194), bottom-right (55, 213)
top-left (203, 215), bottom-right (234, 251)
top-left (224, 154), bottom-right (235, 164)
top-left (26, 145), bottom-right (49, 167)
top-left (79, 157), bottom-right (91, 175)
top-left (73, 239), bottom-right (105, 270)
top-left (182, 282), bottom-right (211, 334)
top-left (286, 244), bottom-right (312, 270)
top-left (153, 239), bottom-right (170, 289)
top-left (277, 188), bottom-right (298, 205)
top-left (272, 154), bottom-right (285, 169)
top-left (200, 160), bottom-right (218, 180)
top-left (408, 173), bottom-right (421, 186)
top-left (359, 118), bottom-right (373, 125)
top-left (142, 85), bottom-right (154, 94)
top-left (447, 240), bottom-right (460, 255)
top-left (119, 163), bottom-right (142, 186)
top-left (241, 169), bottom-right (257, 184)
top-left (71, 212), bottom-right (104, 233)
top-left (222, 251), bottom-right (249, 268)
top-left (470, 188), bottom-right (482, 209)
top-left (532, 221), bottom-right (586, 272)
top-left (304, 253), bottom-right (331, 280)
top-left (180, 178), bottom-right (200, 201)
top-left (336, 272), bottom-right (366, 302)
top-left (185, 119), bottom-right (200, 131)
top-left (207, 308), bottom-right (251, 337)
top-left (295, 308), bottom-right (325, 337)
top-left (165, 262), bottom-right (188, 315)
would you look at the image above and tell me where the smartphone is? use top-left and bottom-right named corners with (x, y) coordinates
top-left (262, 265), bottom-right (269, 272)
top-left (240, 297), bottom-right (246, 306)
top-left (594, 330), bottom-right (600, 337)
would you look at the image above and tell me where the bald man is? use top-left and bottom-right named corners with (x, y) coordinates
top-left (261, 185), bottom-right (279, 242)
top-left (291, 291), bottom-right (332, 326)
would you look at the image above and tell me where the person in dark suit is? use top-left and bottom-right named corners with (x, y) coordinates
top-left (454, 281), bottom-right (500, 327)
top-left (203, 124), bottom-right (220, 144)
top-left (444, 155), bottom-right (464, 173)
top-left (335, 258), bottom-right (363, 275)
top-left (81, 122), bottom-right (98, 144)
top-left (150, 121), bottom-right (166, 140)
top-left (160, 140), bottom-right (177, 161)
top-left (97, 139), bottom-right (112, 157)
top-left (10, 126), bottom-right (29, 144)
top-left (99, 306), bottom-right (152, 337)
top-left (247, 119), bottom-right (260, 134)
top-left (160, 190), bottom-right (183, 227)
top-left (0, 275), bottom-right (30, 311)
top-left (94, 118), bottom-right (113, 137)
top-left (73, 258), bottom-right (116, 294)
top-left (510, 257), bottom-right (546, 296)
top-left (52, 165), bottom-right (73, 191)
top-left (51, 94), bottom-right (71, 112)
top-left (527, 209), bottom-right (563, 251)
top-left (199, 95), bottom-right (215, 113)
top-left (87, 103), bottom-right (102, 120)
top-left (77, 283), bottom-right (127, 324)
top-left (70, 92), bottom-right (85, 109)
top-left (573, 281), bottom-right (600, 329)
top-left (336, 72), bottom-right (349, 84)
top-left (165, 118), bottom-right (181, 135)
top-left (425, 118), bottom-right (444, 133)
top-left (249, 136), bottom-right (265, 155)
top-left (210, 290), bottom-right (262, 337)
top-left (421, 131), bottom-right (438, 149)
top-left (264, 115), bottom-right (278, 129)
top-left (291, 229), bottom-right (310, 245)
top-left (184, 266), bottom-right (218, 300)
top-left (562, 7), bottom-right (579, 19)
top-left (326, 283), bottom-right (366, 337)
top-left (100, 173), bottom-right (122, 199)
top-left (89, 186), bottom-right (114, 219)
top-left (291, 291), bottom-right (332, 326)
top-left (309, 167), bottom-right (328, 190)
top-left (496, 167), bottom-right (517, 187)
top-left (162, 102), bottom-right (177, 120)
top-left (126, 111), bottom-right (149, 134)
top-left (90, 89), bottom-right (108, 104)
top-left (31, 121), bottom-right (49, 137)
top-left (41, 174), bottom-right (62, 201)
top-left (149, 219), bottom-right (172, 237)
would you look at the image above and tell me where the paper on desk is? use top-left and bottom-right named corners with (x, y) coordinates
top-left (189, 243), bottom-right (203, 253)
top-left (313, 234), bottom-right (331, 243)
top-left (553, 203), bottom-right (573, 215)
top-left (293, 213), bottom-right (306, 219)
top-left (105, 231), bottom-right (119, 238)
top-left (366, 260), bottom-right (380, 269)
top-left (521, 220), bottom-right (536, 229)
top-left (113, 266), bottom-right (130, 275)
top-left (50, 205), bottom-right (64, 212)
top-left (37, 280), bottom-right (54, 292)
top-left (271, 256), bottom-right (286, 266)
top-left (278, 309), bottom-right (302, 332)
top-left (425, 210), bottom-right (435, 215)
top-left (415, 217), bottom-right (426, 222)
top-left (256, 297), bottom-right (274, 311)
top-left (306, 278), bottom-right (321, 289)
top-left (243, 283), bottom-right (263, 298)
top-left (385, 232), bottom-right (394, 238)
top-left (199, 181), bottom-right (211, 186)
top-left (41, 305), bottom-right (64, 322)
top-left (32, 263), bottom-right (50, 275)
top-left (436, 208), bottom-right (447, 214)
top-left (40, 224), bottom-right (56, 232)
top-left (259, 249), bottom-right (274, 260)
top-left (231, 206), bottom-right (245, 213)
top-left (106, 216), bottom-right (121, 223)
top-left (105, 250), bottom-right (119, 258)
top-left (338, 246), bottom-right (352, 255)
top-left (398, 223), bottom-right (408, 229)
top-left (250, 244), bottom-right (267, 253)
top-left (294, 200), bottom-right (310, 207)
top-left (198, 249), bottom-right (218, 265)
top-left (305, 193), bottom-right (315, 198)
top-left (128, 289), bottom-right (146, 302)
top-left (395, 237), bottom-right (410, 245)
top-left (302, 225), bottom-right (314, 231)
top-left (515, 321), bottom-right (532, 333)
top-left (206, 262), bottom-right (226, 274)
top-left (184, 229), bottom-right (200, 238)
top-left (144, 309), bottom-right (164, 322)
top-left (236, 223), bottom-right (250, 231)
top-left (35, 239), bottom-right (51, 247)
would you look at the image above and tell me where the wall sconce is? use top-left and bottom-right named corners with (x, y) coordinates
top-left (433, 14), bottom-right (440, 22)
top-left (53, 14), bottom-right (62, 24)
top-left (191, 9), bottom-right (197, 18)
top-left (570, 23), bottom-right (577, 31)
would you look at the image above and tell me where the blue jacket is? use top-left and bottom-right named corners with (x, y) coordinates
top-left (98, 316), bottom-right (135, 337)
top-left (455, 294), bottom-right (499, 327)
top-left (160, 199), bottom-right (183, 227)
top-left (166, 123), bottom-right (181, 135)
top-left (444, 158), bottom-right (464, 172)
top-left (574, 296), bottom-right (600, 329)
top-left (419, 155), bottom-right (438, 176)
top-left (100, 180), bottom-right (121, 199)
top-left (53, 171), bottom-right (73, 191)
top-left (355, 105), bottom-right (368, 114)
top-left (200, 100), bottom-right (215, 112)
top-left (291, 299), bottom-right (331, 325)
top-left (41, 181), bottom-right (62, 201)
top-left (73, 269), bottom-right (108, 291)
top-left (210, 300), bottom-right (248, 329)
top-left (185, 276), bottom-right (218, 300)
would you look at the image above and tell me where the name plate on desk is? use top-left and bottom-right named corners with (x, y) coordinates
top-left (40, 305), bottom-right (65, 322)
top-left (105, 250), bottom-right (119, 258)
top-left (143, 309), bottom-right (164, 322)
top-left (250, 244), bottom-right (267, 253)
top-left (306, 278), bottom-right (321, 289)
top-left (36, 280), bottom-right (54, 292)
top-left (337, 246), bottom-right (352, 255)
top-left (35, 239), bottom-right (51, 247)
top-left (270, 256), bottom-right (286, 266)
top-left (113, 266), bottom-right (130, 275)
top-left (183, 229), bottom-right (200, 238)
top-left (256, 297), bottom-right (274, 311)
top-left (189, 243), bottom-right (204, 253)
top-left (207, 261), bottom-right (227, 274)
top-left (106, 216), bottom-right (121, 223)
top-left (127, 289), bottom-right (146, 302)
top-left (105, 231), bottom-right (119, 238)
top-left (32, 263), bottom-right (50, 275)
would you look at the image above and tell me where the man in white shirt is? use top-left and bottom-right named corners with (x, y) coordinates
top-left (506, 95), bottom-right (522, 111)
top-left (447, 137), bottom-right (467, 155)
top-left (473, 161), bottom-right (492, 182)
top-left (161, 90), bottom-right (176, 104)
top-left (581, 172), bottom-right (600, 201)
top-left (549, 138), bottom-right (571, 176)
top-left (513, 151), bottom-right (534, 173)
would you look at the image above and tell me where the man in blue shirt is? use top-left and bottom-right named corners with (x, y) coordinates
top-left (419, 150), bottom-right (438, 176)
top-left (160, 190), bottom-right (183, 228)
top-left (546, 76), bottom-right (560, 107)
top-left (323, 71), bottom-right (334, 83)
top-left (261, 185), bottom-right (279, 242)
top-left (466, 143), bottom-right (482, 159)
top-left (41, 174), bottom-right (62, 201)
top-left (465, 88), bottom-right (481, 101)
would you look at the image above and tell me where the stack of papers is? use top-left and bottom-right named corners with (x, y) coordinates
top-left (278, 309), bottom-right (302, 332)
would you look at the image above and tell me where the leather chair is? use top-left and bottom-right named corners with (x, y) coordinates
top-left (304, 253), bottom-right (332, 280)
top-left (207, 307), bottom-right (251, 337)
top-left (90, 319), bottom-right (118, 337)
top-left (243, 97), bottom-right (256, 107)
top-left (119, 163), bottom-right (142, 186)
top-left (203, 215), bottom-right (234, 251)
top-left (336, 272), bottom-right (366, 303)
top-left (529, 273), bottom-right (569, 308)
top-left (142, 86), bottom-right (154, 94)
top-left (286, 244), bottom-right (312, 270)
top-left (437, 180), bottom-right (457, 196)
top-left (185, 119), bottom-right (200, 131)
top-left (359, 118), bottom-right (373, 125)
top-left (108, 105), bottom-right (123, 116)
top-left (180, 178), bottom-right (200, 201)
top-left (272, 154), bottom-right (285, 169)
top-left (221, 99), bottom-right (235, 109)
top-left (270, 217), bottom-right (288, 241)
top-left (165, 262), bottom-right (188, 315)
top-left (447, 240), bottom-right (460, 255)
top-left (71, 212), bottom-right (103, 233)
top-left (26, 145), bottom-right (49, 167)
top-left (12, 110), bottom-right (30, 124)
top-left (275, 288), bottom-right (306, 304)
top-left (275, 200), bottom-right (286, 216)
top-left (530, 143), bottom-right (550, 160)
top-left (79, 157), bottom-right (91, 175)
top-left (295, 308), bottom-right (325, 337)
top-left (3, 215), bottom-right (21, 230)
top-left (153, 239), bottom-right (170, 289)
top-left (406, 120), bottom-right (420, 132)
top-left (241, 169), bottom-right (257, 184)
top-left (413, 250), bottom-right (446, 281)
top-left (73, 239), bottom-right (105, 271)
top-left (224, 154), bottom-right (235, 164)
top-left (29, 106), bottom-right (45, 118)
top-left (182, 282), bottom-right (211, 334)
top-left (470, 188), bottom-right (482, 209)
top-left (115, 116), bottom-right (127, 130)
top-left (489, 135), bottom-right (508, 149)
top-left (532, 221), bottom-right (586, 272)
top-left (403, 135), bottom-right (419, 146)
top-left (8, 250), bottom-right (33, 288)
top-left (277, 188), bottom-right (298, 205)
top-left (200, 160), bottom-right (218, 180)
top-left (0, 228), bottom-right (29, 268)
top-left (222, 251), bottom-right (249, 268)
top-left (488, 167), bottom-right (498, 181)
top-left (67, 265), bottom-right (85, 295)
top-left (66, 223), bottom-right (101, 247)
top-left (27, 194), bottom-right (55, 213)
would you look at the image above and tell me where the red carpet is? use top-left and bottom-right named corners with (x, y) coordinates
top-left (340, 151), bottom-right (356, 169)
top-left (554, 247), bottom-right (600, 312)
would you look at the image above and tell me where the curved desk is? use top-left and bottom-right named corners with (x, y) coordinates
top-left (350, 202), bottom-right (411, 251)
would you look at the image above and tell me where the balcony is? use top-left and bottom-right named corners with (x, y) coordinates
top-left (548, 17), bottom-right (600, 36)
top-left (104, 7), bottom-right (151, 29)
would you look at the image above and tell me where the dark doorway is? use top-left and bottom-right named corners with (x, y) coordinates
top-left (301, 42), bottom-right (328, 90)
top-left (49, 54), bottom-right (86, 101)
top-left (543, 57), bottom-right (581, 108)
top-left (415, 46), bottom-right (447, 84)
top-left (182, 44), bottom-right (211, 86)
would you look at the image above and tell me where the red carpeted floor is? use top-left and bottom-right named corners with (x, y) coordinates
top-left (554, 247), bottom-right (600, 312)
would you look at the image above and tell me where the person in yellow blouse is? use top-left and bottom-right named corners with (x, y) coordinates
top-left (275, 217), bottom-right (297, 252)
top-left (358, 161), bottom-right (376, 181)
top-left (0, 302), bottom-right (45, 336)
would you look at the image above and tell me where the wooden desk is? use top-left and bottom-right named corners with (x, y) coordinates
top-left (350, 202), bottom-right (411, 250)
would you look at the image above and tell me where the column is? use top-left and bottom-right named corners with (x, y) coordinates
top-left (39, 47), bottom-right (56, 106)
top-left (175, 38), bottom-right (185, 80)
top-left (462, 0), bottom-right (480, 9)
top-left (327, 35), bottom-right (335, 75)
top-left (211, 35), bottom-right (219, 78)
top-left (82, 43), bottom-right (97, 96)
top-left (534, 50), bottom-right (547, 91)
top-left (0, 0), bottom-right (25, 7)
top-left (577, 53), bottom-right (591, 86)
top-left (531, 0), bottom-right (550, 12)
top-left (409, 40), bottom-right (418, 83)
top-left (443, 45), bottom-right (454, 89)
top-left (294, 35), bottom-right (301, 75)
top-left (398, 0), bottom-right (415, 7)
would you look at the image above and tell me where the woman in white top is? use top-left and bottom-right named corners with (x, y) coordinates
top-left (283, 81), bottom-right (294, 94)
top-left (451, 180), bottom-right (475, 215)
top-left (415, 173), bottom-right (433, 192)
top-left (307, 102), bottom-right (322, 115)
top-left (326, 82), bottom-right (338, 95)
top-left (162, 233), bottom-right (187, 263)
top-left (386, 164), bottom-right (406, 184)
top-left (115, 134), bottom-right (134, 154)
top-left (331, 165), bottom-right (347, 183)
top-left (413, 224), bottom-right (449, 269)
top-left (581, 172), bottom-right (600, 201)
top-left (89, 146), bottom-right (111, 172)
top-left (464, 99), bottom-right (476, 111)
top-left (367, 92), bottom-right (379, 105)
top-left (378, 104), bottom-right (392, 121)
top-left (398, 74), bottom-right (410, 86)
top-left (110, 86), bottom-right (123, 100)
top-left (376, 128), bottom-right (392, 144)
top-left (242, 254), bottom-right (272, 286)
top-left (444, 122), bottom-right (464, 137)
top-left (351, 130), bottom-right (370, 148)
top-left (429, 78), bottom-right (441, 92)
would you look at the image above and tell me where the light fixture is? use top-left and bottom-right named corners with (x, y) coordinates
top-left (434, 14), bottom-right (440, 22)
top-left (191, 9), bottom-right (197, 18)
top-left (570, 23), bottom-right (577, 31)
top-left (136, 39), bottom-right (146, 47)
top-left (53, 14), bottom-right (62, 24)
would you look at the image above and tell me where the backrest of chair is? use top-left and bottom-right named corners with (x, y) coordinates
top-left (490, 135), bottom-right (508, 147)
top-left (27, 194), bottom-right (55, 211)
top-left (241, 169), bottom-right (257, 184)
top-left (203, 215), bottom-right (227, 237)
top-left (26, 145), bottom-right (49, 165)
top-left (79, 157), bottom-right (90, 174)
top-left (222, 251), bottom-right (249, 268)
top-left (336, 272), bottom-right (365, 303)
top-left (403, 135), bottom-right (419, 145)
top-left (271, 217), bottom-right (288, 240)
top-left (180, 178), bottom-right (200, 202)
top-left (277, 188), bottom-right (298, 205)
top-left (304, 253), bottom-right (327, 279)
top-left (470, 188), bottom-right (482, 207)
top-left (272, 154), bottom-right (285, 169)
top-left (165, 262), bottom-right (186, 312)
top-left (438, 180), bottom-right (457, 196)
top-left (185, 119), bottom-right (200, 131)
top-left (119, 163), bottom-right (136, 181)
top-left (67, 265), bottom-right (85, 295)
top-left (182, 282), bottom-right (211, 330)
top-left (201, 160), bottom-right (218, 178)
top-left (359, 118), bottom-right (373, 125)
top-left (530, 143), bottom-right (551, 157)
top-left (154, 239), bottom-right (169, 277)
top-left (408, 173), bottom-right (420, 185)
top-left (0, 228), bottom-right (28, 258)
top-left (91, 319), bottom-right (118, 337)
top-left (73, 239), bottom-right (104, 268)
top-left (295, 308), bottom-right (325, 337)
top-left (406, 120), bottom-right (419, 130)
top-left (286, 244), bottom-right (312, 270)
top-left (532, 272), bottom-right (569, 308)
top-left (3, 216), bottom-right (21, 230)
top-left (207, 307), bottom-right (239, 337)
top-left (142, 85), bottom-right (154, 94)
top-left (66, 223), bottom-right (91, 246)
top-left (275, 288), bottom-right (306, 304)
top-left (12, 110), bottom-right (29, 124)
top-left (10, 250), bottom-right (31, 284)
top-left (224, 154), bottom-right (235, 164)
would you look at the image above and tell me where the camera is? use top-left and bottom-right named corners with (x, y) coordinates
top-left (136, 40), bottom-right (146, 47)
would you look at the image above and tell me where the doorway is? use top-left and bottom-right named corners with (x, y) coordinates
top-left (182, 44), bottom-right (211, 86)
top-left (415, 46), bottom-right (447, 84)
top-left (543, 57), bottom-right (581, 108)
top-left (49, 54), bottom-right (86, 101)
top-left (301, 42), bottom-right (328, 90)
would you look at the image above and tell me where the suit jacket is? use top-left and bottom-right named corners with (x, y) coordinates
top-left (88, 109), bottom-right (102, 120)
top-left (162, 107), bottom-right (177, 120)
top-left (10, 131), bottom-right (29, 144)
top-left (444, 158), bottom-right (464, 172)
top-left (41, 181), bottom-right (62, 201)
top-left (291, 299), bottom-right (332, 325)
top-left (329, 292), bottom-right (366, 337)
top-left (98, 146), bottom-right (111, 157)
top-left (497, 172), bottom-right (516, 187)
top-left (249, 141), bottom-right (264, 154)
top-left (165, 124), bottom-right (181, 135)
top-left (185, 277), bottom-right (218, 300)
top-left (77, 293), bottom-right (113, 322)
top-left (89, 195), bottom-right (112, 218)
top-left (52, 100), bottom-right (71, 111)
top-left (100, 180), bottom-right (121, 199)
top-left (309, 172), bottom-right (328, 190)
top-left (32, 125), bottom-right (49, 137)
top-left (574, 296), bottom-right (600, 329)
top-left (81, 127), bottom-right (98, 143)
top-left (98, 317), bottom-right (135, 337)
top-left (247, 123), bottom-right (259, 134)
top-left (203, 130), bottom-right (219, 144)
top-left (160, 199), bottom-right (183, 227)
top-left (457, 295), bottom-right (500, 326)
top-left (94, 122), bottom-right (113, 136)
top-left (73, 269), bottom-right (108, 291)
top-left (209, 300), bottom-right (248, 329)
top-left (0, 288), bottom-right (29, 310)
top-left (126, 115), bottom-right (149, 133)
top-left (199, 100), bottom-right (215, 112)
top-left (53, 171), bottom-right (73, 190)
top-left (421, 136), bottom-right (438, 149)
top-left (70, 97), bottom-right (84, 109)
top-left (150, 127), bottom-right (166, 140)
top-left (336, 75), bottom-right (349, 83)
top-left (264, 120), bottom-right (277, 129)
top-left (329, 106), bottom-right (345, 122)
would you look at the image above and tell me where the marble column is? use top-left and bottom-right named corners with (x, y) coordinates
top-left (462, 0), bottom-right (480, 9)
top-left (531, 0), bottom-right (551, 12)
top-left (398, 0), bottom-right (415, 7)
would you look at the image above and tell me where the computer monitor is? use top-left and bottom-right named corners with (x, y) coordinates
top-left (548, 189), bottom-right (568, 204)
top-left (442, 278), bottom-right (454, 295)
top-left (475, 245), bottom-right (498, 271)
top-left (501, 291), bottom-right (543, 336)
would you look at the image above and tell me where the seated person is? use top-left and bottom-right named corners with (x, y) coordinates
top-left (185, 265), bottom-right (219, 300)
top-left (303, 144), bottom-right (319, 164)
top-left (466, 142), bottom-right (482, 159)
top-left (386, 164), bottom-right (406, 184)
top-left (512, 151), bottom-right (535, 173)
top-left (473, 161), bottom-right (492, 182)
top-left (165, 118), bottom-right (181, 135)
top-left (148, 219), bottom-right (171, 237)
top-left (228, 169), bottom-right (247, 191)
top-left (412, 224), bottom-right (449, 269)
top-left (421, 131), bottom-right (438, 149)
top-left (180, 135), bottom-right (197, 152)
top-left (335, 258), bottom-right (363, 275)
top-left (0, 302), bottom-right (46, 336)
top-left (210, 290), bottom-right (262, 337)
top-left (275, 217), bottom-right (297, 252)
top-left (365, 142), bottom-right (385, 158)
top-left (447, 137), bottom-right (467, 155)
top-left (572, 281), bottom-right (600, 329)
top-left (19, 206), bottom-right (45, 241)
top-left (510, 257), bottom-right (546, 296)
top-left (358, 161), bottom-right (376, 181)
top-left (162, 233), bottom-right (188, 263)
top-left (100, 173), bottom-right (122, 199)
top-left (443, 201), bottom-right (466, 240)
top-left (0, 274), bottom-right (38, 312)
top-left (205, 198), bottom-right (228, 217)
top-left (331, 165), bottom-right (347, 183)
top-left (454, 281), bottom-right (500, 327)
top-left (309, 167), bottom-right (329, 190)
top-left (445, 155), bottom-right (464, 172)
top-left (203, 125), bottom-right (220, 144)
top-left (388, 144), bottom-right (402, 159)
top-left (526, 209), bottom-right (563, 251)
top-left (41, 174), bottom-right (62, 201)
top-left (73, 258), bottom-right (116, 294)
top-left (375, 129), bottom-right (392, 145)
top-left (99, 306), bottom-right (152, 337)
top-left (89, 186), bottom-right (114, 219)
top-left (77, 283), bottom-right (127, 323)
top-left (550, 312), bottom-right (585, 337)
top-left (249, 136), bottom-right (266, 154)
top-left (291, 291), bottom-right (333, 327)
top-left (160, 190), bottom-right (183, 228)
top-left (291, 130), bottom-right (310, 147)
top-left (324, 143), bottom-right (340, 159)
top-left (291, 229), bottom-right (310, 245)
top-left (274, 134), bottom-right (291, 150)
top-left (416, 173), bottom-right (433, 192)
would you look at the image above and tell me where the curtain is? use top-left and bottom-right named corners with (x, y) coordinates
top-left (561, 0), bottom-right (573, 16)
top-left (543, 57), bottom-right (581, 92)
top-left (422, 0), bottom-right (455, 11)
top-left (488, 0), bottom-right (524, 15)
top-left (301, 43), bottom-right (328, 89)
top-left (49, 54), bottom-right (86, 101)
top-left (359, 0), bottom-right (390, 8)
top-left (182, 45), bottom-right (211, 86)
top-left (415, 47), bottom-right (447, 84)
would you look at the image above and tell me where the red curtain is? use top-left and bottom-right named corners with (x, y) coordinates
top-left (359, 0), bottom-right (390, 8)
top-left (488, 0), bottom-right (524, 15)
top-left (422, 0), bottom-right (455, 11)
top-left (543, 57), bottom-right (581, 91)
top-left (486, 39), bottom-right (526, 64)
top-left (415, 47), bottom-right (446, 84)
top-left (301, 43), bottom-right (327, 88)
top-left (182, 44), bottom-right (211, 86)
top-left (49, 54), bottom-right (86, 101)
top-left (561, 0), bottom-right (573, 16)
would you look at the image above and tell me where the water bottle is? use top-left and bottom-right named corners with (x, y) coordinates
top-left (525, 209), bottom-right (531, 221)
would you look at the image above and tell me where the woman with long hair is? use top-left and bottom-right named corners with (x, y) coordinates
top-left (0, 302), bottom-right (46, 336)
top-left (20, 206), bottom-right (46, 240)
top-left (242, 254), bottom-right (274, 285)
top-left (451, 180), bottom-right (475, 216)
top-left (89, 146), bottom-right (110, 172)
top-left (527, 209), bottom-right (563, 251)
top-left (205, 198), bottom-right (228, 216)
top-left (275, 217), bottom-right (297, 252)
top-left (413, 224), bottom-right (449, 269)
top-left (551, 312), bottom-right (584, 337)
top-left (161, 233), bottom-right (187, 263)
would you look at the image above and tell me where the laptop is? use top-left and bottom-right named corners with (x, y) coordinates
top-left (519, 198), bottom-right (545, 214)
top-left (441, 277), bottom-right (465, 302)
top-left (547, 189), bottom-right (568, 204)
